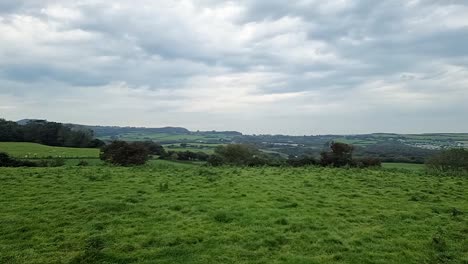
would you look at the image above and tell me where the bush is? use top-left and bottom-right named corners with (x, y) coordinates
top-left (170, 150), bottom-right (210, 161)
top-left (426, 148), bottom-right (468, 173)
top-left (100, 141), bottom-right (150, 166)
top-left (214, 144), bottom-right (259, 166)
top-left (132, 141), bottom-right (166, 156)
top-left (287, 156), bottom-right (317, 167)
top-left (353, 157), bottom-right (382, 168)
top-left (49, 158), bottom-right (65, 167)
top-left (320, 142), bottom-right (354, 167)
top-left (0, 152), bottom-right (37, 167)
top-left (207, 154), bottom-right (225, 166)
top-left (210, 144), bottom-right (277, 166)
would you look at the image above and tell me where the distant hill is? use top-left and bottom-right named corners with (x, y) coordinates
top-left (14, 119), bottom-right (243, 143)
top-left (16, 119), bottom-right (47, 125)
top-left (17, 119), bottom-right (191, 136)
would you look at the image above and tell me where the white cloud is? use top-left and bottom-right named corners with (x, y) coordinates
top-left (0, 0), bottom-right (467, 134)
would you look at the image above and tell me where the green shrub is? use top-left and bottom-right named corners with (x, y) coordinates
top-left (426, 148), bottom-right (468, 173)
top-left (100, 141), bottom-right (150, 166)
top-left (0, 152), bottom-right (37, 167)
top-left (353, 157), bottom-right (382, 168)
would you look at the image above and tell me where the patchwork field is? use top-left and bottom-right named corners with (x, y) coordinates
top-left (0, 142), bottom-right (99, 159)
top-left (0, 164), bottom-right (466, 264)
top-left (98, 133), bottom-right (233, 143)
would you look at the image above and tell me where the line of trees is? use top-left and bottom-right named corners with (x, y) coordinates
top-left (100, 141), bottom-right (151, 166)
top-left (0, 119), bottom-right (104, 148)
top-left (99, 140), bottom-right (382, 168)
top-left (426, 148), bottom-right (468, 173)
top-left (206, 142), bottom-right (381, 168)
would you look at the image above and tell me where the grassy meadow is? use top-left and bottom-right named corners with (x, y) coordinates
top-left (0, 142), bottom-right (99, 159)
top-left (0, 163), bottom-right (467, 264)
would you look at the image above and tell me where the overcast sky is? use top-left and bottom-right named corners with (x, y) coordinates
top-left (1, 0), bottom-right (467, 135)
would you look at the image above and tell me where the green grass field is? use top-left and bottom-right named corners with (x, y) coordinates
top-left (0, 142), bottom-right (100, 158)
top-left (0, 164), bottom-right (466, 263)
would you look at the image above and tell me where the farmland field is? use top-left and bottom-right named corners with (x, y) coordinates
top-left (0, 142), bottom-right (99, 159)
top-left (163, 143), bottom-right (220, 154)
top-left (0, 164), bottom-right (467, 263)
top-left (98, 133), bottom-right (234, 143)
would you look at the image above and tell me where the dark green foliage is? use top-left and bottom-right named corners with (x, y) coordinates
top-left (353, 157), bottom-right (382, 168)
top-left (357, 142), bottom-right (438, 163)
top-left (0, 118), bottom-right (101, 148)
top-left (235, 133), bottom-right (446, 163)
top-left (208, 144), bottom-right (278, 166)
top-left (0, 119), bottom-right (23, 141)
top-left (0, 152), bottom-right (37, 167)
top-left (48, 158), bottom-right (65, 167)
top-left (321, 142), bottom-right (354, 167)
top-left (319, 142), bottom-right (381, 168)
top-left (206, 154), bottom-right (224, 166)
top-left (426, 148), bottom-right (468, 173)
top-left (36, 158), bottom-right (66, 167)
top-left (100, 141), bottom-right (150, 166)
top-left (287, 155), bottom-right (317, 167)
top-left (214, 144), bottom-right (259, 165)
top-left (161, 150), bottom-right (209, 161)
top-left (88, 139), bottom-right (106, 148)
top-left (132, 141), bottom-right (166, 156)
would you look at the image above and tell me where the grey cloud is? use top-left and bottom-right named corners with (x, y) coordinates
top-left (0, 0), bottom-right (467, 134)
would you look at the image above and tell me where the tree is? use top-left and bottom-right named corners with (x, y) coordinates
top-left (1, 119), bottom-right (99, 148)
top-left (353, 157), bottom-right (382, 168)
top-left (0, 119), bottom-right (23, 141)
top-left (133, 141), bottom-right (166, 156)
top-left (100, 141), bottom-right (150, 166)
top-left (209, 144), bottom-right (276, 166)
top-left (426, 148), bottom-right (468, 172)
top-left (207, 154), bottom-right (224, 166)
top-left (214, 144), bottom-right (260, 166)
top-left (320, 142), bottom-right (354, 167)
top-left (287, 155), bottom-right (317, 167)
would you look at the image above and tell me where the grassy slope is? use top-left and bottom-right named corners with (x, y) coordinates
top-left (0, 165), bottom-right (467, 264)
top-left (0, 142), bottom-right (99, 158)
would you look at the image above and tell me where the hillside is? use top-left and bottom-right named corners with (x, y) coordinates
top-left (0, 142), bottom-right (99, 158)
top-left (11, 119), bottom-right (468, 163)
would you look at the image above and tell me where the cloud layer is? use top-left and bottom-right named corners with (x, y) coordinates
top-left (1, 0), bottom-right (467, 134)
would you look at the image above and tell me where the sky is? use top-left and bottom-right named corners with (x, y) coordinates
top-left (0, 0), bottom-right (467, 135)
